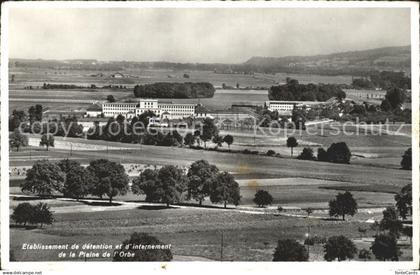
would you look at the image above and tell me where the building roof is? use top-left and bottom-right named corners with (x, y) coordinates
top-left (86, 104), bottom-right (102, 111)
top-left (43, 110), bottom-right (85, 115)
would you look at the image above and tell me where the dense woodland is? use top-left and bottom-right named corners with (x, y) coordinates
top-left (133, 82), bottom-right (215, 98)
top-left (268, 78), bottom-right (346, 101)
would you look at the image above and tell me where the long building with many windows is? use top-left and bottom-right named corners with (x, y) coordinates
top-left (102, 99), bottom-right (196, 119)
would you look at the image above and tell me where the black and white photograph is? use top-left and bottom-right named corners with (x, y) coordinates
top-left (1, 1), bottom-right (419, 274)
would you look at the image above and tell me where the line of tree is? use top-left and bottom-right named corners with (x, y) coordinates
top-left (268, 78), bottom-right (346, 102)
top-left (42, 83), bottom-right (96, 89)
top-left (133, 82), bottom-right (215, 98)
top-left (272, 235), bottom-right (358, 262)
top-left (132, 160), bottom-right (241, 208)
top-left (88, 115), bottom-right (228, 150)
top-left (11, 202), bottom-right (53, 228)
top-left (21, 159), bottom-right (129, 204)
top-left (296, 143), bottom-right (351, 164)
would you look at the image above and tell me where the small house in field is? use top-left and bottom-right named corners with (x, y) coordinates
top-left (110, 72), bottom-right (125, 78)
top-left (85, 103), bottom-right (103, 118)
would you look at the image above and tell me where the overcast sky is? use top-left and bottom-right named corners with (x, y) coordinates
top-left (8, 8), bottom-right (411, 63)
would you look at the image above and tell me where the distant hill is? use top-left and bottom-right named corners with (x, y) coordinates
top-left (244, 46), bottom-right (411, 75)
top-left (10, 45), bottom-right (411, 76)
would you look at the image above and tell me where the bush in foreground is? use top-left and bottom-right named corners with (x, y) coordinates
top-left (273, 239), bottom-right (308, 261)
top-left (113, 232), bottom-right (172, 261)
top-left (324, 235), bottom-right (357, 261)
top-left (371, 233), bottom-right (400, 261)
top-left (358, 249), bottom-right (371, 261)
top-left (401, 148), bottom-right (412, 170)
top-left (11, 202), bottom-right (53, 227)
top-left (297, 147), bottom-right (316, 160)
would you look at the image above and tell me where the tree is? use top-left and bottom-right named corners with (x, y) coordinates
top-left (113, 232), bottom-right (172, 261)
top-left (400, 148), bottom-right (411, 170)
top-left (193, 130), bottom-right (201, 146)
top-left (107, 95), bottom-right (116, 102)
top-left (379, 207), bottom-right (403, 238)
top-left (39, 134), bottom-right (54, 151)
top-left (212, 135), bottom-right (224, 148)
top-left (371, 233), bottom-right (400, 261)
top-left (200, 118), bottom-right (218, 148)
top-left (28, 104), bottom-right (43, 124)
top-left (358, 249), bottom-right (371, 261)
top-left (317, 147), bottom-right (328, 161)
top-left (395, 184), bottom-right (412, 220)
top-left (286, 137), bottom-right (298, 157)
top-left (385, 87), bottom-right (405, 109)
top-left (32, 203), bottom-right (54, 227)
top-left (292, 109), bottom-right (306, 130)
top-left (9, 129), bottom-right (28, 152)
top-left (209, 171), bottom-right (241, 208)
top-left (380, 99), bottom-right (392, 112)
top-left (297, 147), bottom-right (316, 160)
top-left (87, 159), bottom-right (129, 204)
top-left (135, 110), bottom-right (156, 129)
top-left (21, 160), bottom-right (65, 196)
top-left (132, 169), bottom-right (160, 202)
top-left (63, 165), bottom-right (93, 201)
top-left (11, 203), bottom-right (35, 226)
top-left (304, 207), bottom-right (313, 217)
top-left (272, 239), bottom-right (309, 261)
top-left (328, 191), bottom-right (357, 221)
top-left (324, 235), bottom-right (357, 261)
top-left (9, 110), bottom-right (27, 131)
top-left (187, 160), bottom-right (219, 206)
top-left (156, 165), bottom-right (188, 207)
top-left (253, 190), bottom-right (273, 207)
top-left (57, 159), bottom-right (81, 174)
top-left (402, 226), bottom-right (412, 244)
top-left (183, 133), bottom-right (195, 147)
top-left (326, 142), bottom-right (351, 164)
top-left (57, 116), bottom-right (83, 138)
top-left (133, 166), bottom-right (187, 207)
top-left (223, 135), bottom-right (234, 150)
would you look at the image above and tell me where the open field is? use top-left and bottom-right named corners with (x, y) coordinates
top-left (10, 135), bottom-right (411, 203)
top-left (10, 68), bottom-right (353, 89)
top-left (8, 67), bottom-right (354, 113)
top-left (10, 202), bottom-right (412, 262)
top-left (9, 88), bottom-right (268, 113)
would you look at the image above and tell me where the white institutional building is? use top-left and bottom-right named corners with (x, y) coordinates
top-left (102, 99), bottom-right (196, 119)
top-left (265, 100), bottom-right (322, 115)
